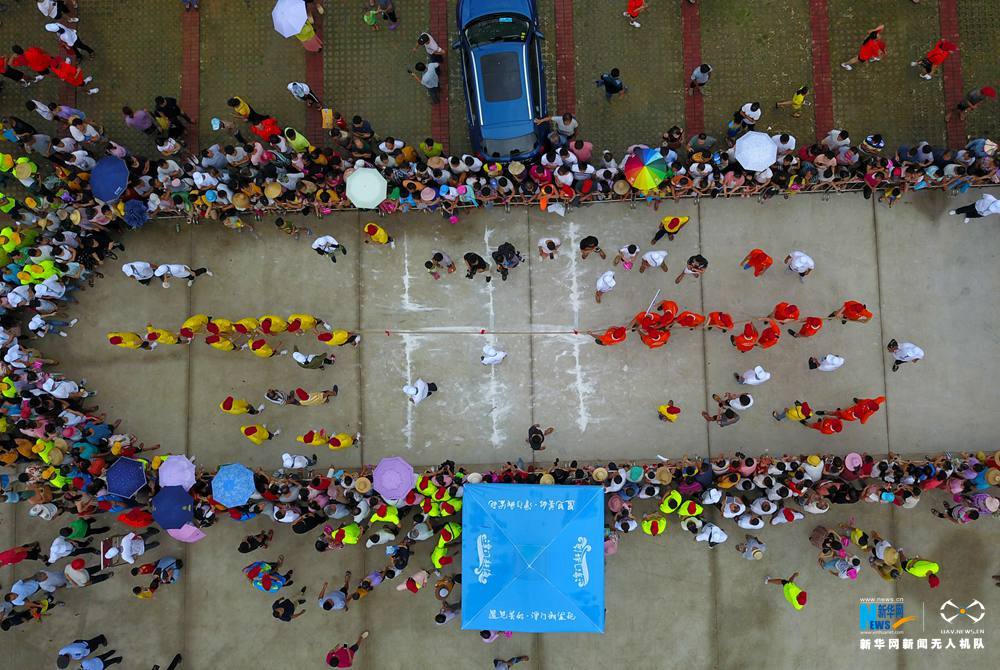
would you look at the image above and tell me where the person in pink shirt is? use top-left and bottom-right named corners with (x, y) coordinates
top-left (326, 630), bottom-right (369, 667)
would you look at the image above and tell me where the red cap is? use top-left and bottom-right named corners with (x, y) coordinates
top-left (940, 39), bottom-right (957, 52)
top-left (405, 578), bottom-right (419, 593)
top-left (329, 437), bottom-right (341, 447)
top-left (318, 332), bottom-right (332, 342)
top-left (233, 323), bottom-right (249, 334)
top-left (928, 574), bottom-right (940, 588)
top-left (108, 336), bottom-right (123, 345)
top-left (783, 508), bottom-right (795, 521)
top-left (982, 86), bottom-right (997, 98)
top-left (287, 319), bottom-right (301, 331)
top-left (438, 555), bottom-right (453, 566)
top-left (376, 504), bottom-right (388, 517)
top-left (147, 331), bottom-right (160, 341)
top-left (260, 319), bottom-right (272, 333)
top-left (251, 339), bottom-right (266, 350)
top-left (650, 521), bottom-right (661, 535)
top-left (295, 388), bottom-right (309, 401)
top-left (796, 591), bottom-right (808, 606)
top-left (205, 334), bottom-right (220, 344)
top-left (71, 558), bottom-right (85, 570)
top-left (179, 328), bottom-right (194, 338)
top-left (365, 223), bottom-right (378, 235)
top-left (610, 326), bottom-right (626, 339)
top-left (243, 426), bottom-right (258, 436)
top-left (441, 528), bottom-right (453, 542)
top-left (207, 322), bottom-right (220, 334)
top-left (222, 396), bottom-right (234, 410)
top-left (805, 316), bottom-right (822, 327)
top-left (303, 430), bottom-right (315, 442)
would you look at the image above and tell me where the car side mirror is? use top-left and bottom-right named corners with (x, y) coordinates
top-left (535, 31), bottom-right (544, 40)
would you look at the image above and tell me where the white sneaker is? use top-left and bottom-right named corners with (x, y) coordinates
top-left (353, 335), bottom-right (362, 346)
top-left (920, 74), bottom-right (931, 80)
top-left (86, 88), bottom-right (100, 95)
top-left (764, 576), bottom-right (771, 584)
top-left (963, 218), bottom-right (970, 224)
top-left (205, 270), bottom-right (214, 277)
top-left (389, 240), bottom-right (396, 249)
top-left (948, 210), bottom-right (956, 215)
top-left (257, 404), bottom-right (265, 413)
top-left (630, 20), bottom-right (641, 28)
top-left (187, 279), bottom-right (194, 287)
top-left (841, 63), bottom-right (852, 71)
top-left (870, 57), bottom-right (880, 62)
top-left (910, 61), bottom-right (919, 66)
top-left (279, 350), bottom-right (288, 355)
top-left (622, 11), bottom-right (629, 16)
top-left (59, 331), bottom-right (68, 337)
top-left (272, 428), bottom-right (281, 436)
top-left (33, 75), bottom-right (44, 82)
top-left (161, 282), bottom-right (170, 288)
top-left (69, 318), bottom-right (79, 326)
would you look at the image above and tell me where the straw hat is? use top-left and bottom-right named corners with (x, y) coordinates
top-left (508, 161), bottom-right (526, 177)
top-left (466, 472), bottom-right (483, 484)
top-left (69, 210), bottom-right (82, 224)
top-left (427, 156), bottom-right (447, 170)
top-left (750, 547), bottom-right (764, 560)
top-left (654, 466), bottom-right (672, 485)
top-left (232, 192), bottom-right (251, 210)
top-left (612, 180), bottom-right (630, 196)
top-left (986, 469), bottom-right (1000, 486)
top-left (539, 473), bottom-right (555, 485)
top-left (882, 547), bottom-right (899, 566)
top-left (806, 454), bottom-right (822, 467)
top-left (13, 162), bottom-right (34, 179)
top-left (354, 476), bottom-right (372, 493)
top-left (592, 467), bottom-right (609, 482)
top-left (264, 182), bottom-right (283, 199)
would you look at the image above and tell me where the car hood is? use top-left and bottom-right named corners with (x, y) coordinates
top-left (458, 0), bottom-right (535, 26)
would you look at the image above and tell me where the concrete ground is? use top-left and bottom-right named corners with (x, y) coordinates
top-left (2, 187), bottom-right (998, 669)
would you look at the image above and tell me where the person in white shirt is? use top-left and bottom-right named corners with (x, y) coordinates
top-left (809, 353), bottom-right (845, 372)
top-left (480, 345), bottom-right (507, 366)
top-left (772, 133), bottom-right (796, 155)
top-left (735, 365), bottom-right (771, 385)
top-left (887, 339), bottom-right (924, 371)
top-left (45, 22), bottom-right (94, 59)
top-left (639, 249), bottom-right (668, 273)
top-left (948, 193), bottom-right (1000, 223)
top-left (121, 261), bottom-right (156, 284)
top-left (739, 102), bottom-right (762, 128)
top-left (402, 378), bottom-right (437, 405)
top-left (153, 263), bottom-right (213, 288)
top-left (594, 270), bottom-right (616, 303)
top-left (311, 235), bottom-right (347, 263)
top-left (286, 81), bottom-right (321, 106)
top-left (412, 61), bottom-right (441, 103)
top-left (694, 522), bottom-right (728, 547)
top-left (28, 314), bottom-right (77, 338)
top-left (784, 250), bottom-right (814, 281)
top-left (537, 237), bottom-right (561, 259)
top-left (713, 392), bottom-right (753, 412)
top-left (414, 32), bottom-right (444, 57)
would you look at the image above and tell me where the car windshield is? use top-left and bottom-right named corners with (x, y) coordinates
top-left (481, 133), bottom-right (538, 160)
top-left (466, 15), bottom-right (530, 46)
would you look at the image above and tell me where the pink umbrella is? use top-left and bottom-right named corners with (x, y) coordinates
top-left (372, 456), bottom-right (416, 500)
top-left (167, 523), bottom-right (206, 543)
top-left (158, 455), bottom-right (196, 491)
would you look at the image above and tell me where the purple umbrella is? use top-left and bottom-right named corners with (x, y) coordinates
top-left (373, 456), bottom-right (415, 500)
top-left (167, 524), bottom-right (206, 543)
top-left (158, 455), bottom-right (196, 491)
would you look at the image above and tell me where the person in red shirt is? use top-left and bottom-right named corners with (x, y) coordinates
top-left (656, 300), bottom-right (678, 327)
top-left (851, 396), bottom-right (886, 424)
top-left (326, 630), bottom-right (369, 667)
top-left (707, 311), bottom-right (734, 331)
top-left (841, 24), bottom-right (886, 71)
top-left (623, 0), bottom-right (646, 29)
top-left (0, 541), bottom-right (43, 567)
top-left (589, 326), bottom-right (627, 346)
top-left (251, 117), bottom-right (282, 142)
top-left (770, 302), bottom-right (800, 322)
top-left (10, 45), bottom-right (53, 76)
top-left (829, 300), bottom-right (873, 324)
top-left (816, 405), bottom-right (858, 422)
top-left (912, 38), bottom-right (956, 80)
top-left (757, 320), bottom-right (781, 349)
top-left (807, 417), bottom-right (844, 435)
top-left (740, 248), bottom-right (773, 277)
top-left (50, 58), bottom-right (98, 94)
top-left (640, 328), bottom-right (670, 349)
top-left (788, 316), bottom-right (823, 338)
top-left (731, 322), bottom-right (758, 352)
top-left (675, 310), bottom-right (706, 329)
top-left (629, 311), bottom-right (662, 334)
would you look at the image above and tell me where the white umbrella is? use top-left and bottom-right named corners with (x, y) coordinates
top-left (734, 131), bottom-right (778, 172)
top-left (346, 168), bottom-right (388, 209)
top-left (272, 0), bottom-right (308, 38)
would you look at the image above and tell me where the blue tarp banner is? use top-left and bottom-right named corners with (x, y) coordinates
top-left (461, 483), bottom-right (605, 633)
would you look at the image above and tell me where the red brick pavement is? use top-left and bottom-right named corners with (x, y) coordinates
top-left (305, 21), bottom-right (324, 141)
top-left (181, 8), bottom-right (201, 152)
top-left (937, 0), bottom-right (966, 147)
top-left (553, 0), bottom-right (575, 115)
top-left (430, 0), bottom-right (450, 152)
top-left (680, 0), bottom-right (703, 135)
top-left (807, 0), bottom-right (834, 141)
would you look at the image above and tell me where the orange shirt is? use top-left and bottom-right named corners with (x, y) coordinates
top-left (597, 327), bottom-right (627, 346)
top-left (708, 312), bottom-right (734, 330)
top-left (641, 329), bottom-right (671, 349)
top-left (810, 417), bottom-right (843, 435)
top-left (743, 249), bottom-right (773, 276)
top-left (773, 302), bottom-right (800, 322)
top-left (675, 311), bottom-right (706, 329)
top-left (797, 316), bottom-right (823, 337)
top-left (757, 320), bottom-right (781, 349)
top-left (633, 312), bottom-right (662, 334)
top-left (657, 300), bottom-right (678, 326)
top-left (842, 301), bottom-right (872, 322)
top-left (732, 323), bottom-right (758, 352)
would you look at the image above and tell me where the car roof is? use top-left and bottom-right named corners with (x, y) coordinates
top-left (458, 0), bottom-right (534, 26)
top-left (472, 43), bottom-right (534, 140)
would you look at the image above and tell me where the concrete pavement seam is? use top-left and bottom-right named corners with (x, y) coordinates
top-left (355, 210), bottom-right (365, 470)
top-left (180, 223), bottom-right (194, 668)
top-left (526, 209), bottom-right (536, 469)
top-left (870, 196), bottom-right (892, 453)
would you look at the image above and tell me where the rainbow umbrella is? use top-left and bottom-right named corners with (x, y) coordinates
top-left (623, 148), bottom-right (667, 192)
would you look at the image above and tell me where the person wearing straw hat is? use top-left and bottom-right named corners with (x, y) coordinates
top-left (526, 424), bottom-right (554, 452)
top-left (735, 535), bottom-right (766, 560)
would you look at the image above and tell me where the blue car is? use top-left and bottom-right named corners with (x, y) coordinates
top-left (455, 0), bottom-right (547, 162)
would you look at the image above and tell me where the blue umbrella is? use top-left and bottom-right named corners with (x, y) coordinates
top-left (212, 463), bottom-right (257, 508)
top-left (123, 199), bottom-right (149, 229)
top-left (151, 485), bottom-right (194, 530)
top-left (91, 156), bottom-right (129, 203)
top-left (105, 457), bottom-right (147, 499)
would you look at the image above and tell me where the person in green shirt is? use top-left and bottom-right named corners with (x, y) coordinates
top-left (418, 137), bottom-right (443, 160)
top-left (60, 518), bottom-right (110, 541)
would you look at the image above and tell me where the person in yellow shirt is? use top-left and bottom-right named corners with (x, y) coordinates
top-left (180, 314), bottom-right (209, 340)
top-left (205, 334), bottom-right (238, 352)
top-left (220, 396), bottom-right (264, 416)
top-left (363, 222), bottom-right (394, 248)
top-left (296, 429), bottom-right (329, 446)
top-left (772, 401), bottom-right (812, 424)
top-left (241, 424), bottom-right (279, 445)
top-left (287, 313), bottom-right (328, 334)
top-left (206, 318), bottom-right (235, 336)
top-left (145, 325), bottom-right (179, 348)
top-left (287, 386), bottom-right (339, 406)
top-left (766, 572), bottom-right (807, 610)
top-left (258, 315), bottom-right (288, 335)
top-left (317, 329), bottom-right (361, 347)
top-left (108, 332), bottom-right (150, 350)
top-left (232, 317), bottom-right (261, 336)
top-left (246, 338), bottom-right (286, 358)
top-left (776, 85), bottom-right (810, 118)
top-left (657, 400), bottom-right (681, 423)
top-left (328, 432), bottom-right (359, 450)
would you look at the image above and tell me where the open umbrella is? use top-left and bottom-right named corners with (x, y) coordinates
top-left (123, 199), bottom-right (149, 230)
top-left (151, 485), bottom-right (194, 530)
top-left (622, 148), bottom-right (667, 191)
top-left (158, 455), bottom-right (196, 491)
top-left (272, 0), bottom-right (308, 38)
top-left (345, 168), bottom-right (388, 209)
top-left (212, 463), bottom-right (257, 508)
top-left (167, 523), bottom-right (206, 544)
top-left (105, 457), bottom-right (147, 499)
top-left (373, 456), bottom-right (416, 500)
top-left (91, 156), bottom-right (129, 203)
top-left (734, 131), bottom-right (778, 172)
